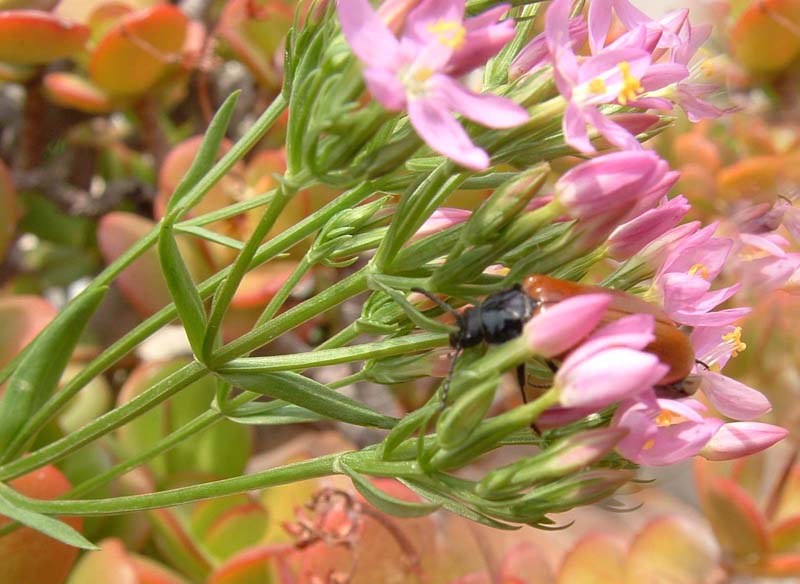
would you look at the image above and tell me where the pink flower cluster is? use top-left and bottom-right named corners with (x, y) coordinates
top-left (513, 0), bottom-right (725, 153)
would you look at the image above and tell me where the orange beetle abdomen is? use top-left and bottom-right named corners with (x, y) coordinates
top-left (522, 275), bottom-right (695, 385)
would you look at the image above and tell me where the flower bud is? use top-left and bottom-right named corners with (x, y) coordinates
top-left (508, 470), bottom-right (636, 517)
top-left (462, 163), bottom-right (550, 245)
top-left (524, 294), bottom-right (611, 358)
top-left (477, 428), bottom-right (628, 497)
top-left (362, 348), bottom-right (450, 384)
top-left (607, 196), bottom-right (691, 260)
top-left (700, 422), bottom-right (788, 461)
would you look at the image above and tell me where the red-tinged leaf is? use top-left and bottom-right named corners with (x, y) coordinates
top-left (626, 517), bottom-right (718, 584)
top-left (1, 466), bottom-right (83, 584)
top-left (500, 542), bottom-right (554, 584)
top-left (0, 10), bottom-right (88, 65)
top-left (65, 539), bottom-right (137, 584)
top-left (774, 467), bottom-right (800, 522)
top-left (731, 0), bottom-right (800, 72)
top-left (0, 159), bottom-right (17, 263)
top-left (191, 494), bottom-right (253, 539)
top-left (231, 262), bottom-right (305, 309)
top-left (43, 72), bottom-right (114, 113)
top-left (130, 553), bottom-right (190, 584)
top-left (261, 477), bottom-right (325, 544)
top-left (770, 515), bottom-right (800, 552)
top-left (116, 359), bottom-right (252, 481)
top-left (699, 476), bottom-right (769, 568)
top-left (557, 534), bottom-right (625, 584)
top-left (717, 155), bottom-right (786, 203)
top-left (148, 507), bottom-right (213, 581)
top-left (758, 553), bottom-right (800, 577)
top-left (0, 0), bottom-right (60, 9)
top-left (89, 5), bottom-right (187, 95)
top-left (208, 544), bottom-right (294, 584)
top-left (97, 212), bottom-right (212, 316)
top-left (0, 295), bottom-right (57, 372)
top-left (202, 501), bottom-right (269, 561)
top-left (216, 0), bottom-right (294, 88)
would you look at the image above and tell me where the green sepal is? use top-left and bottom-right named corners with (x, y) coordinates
top-left (340, 462), bottom-right (440, 518)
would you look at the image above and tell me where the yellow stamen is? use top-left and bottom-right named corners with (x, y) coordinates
top-left (722, 326), bottom-right (747, 358)
top-left (617, 61), bottom-right (643, 105)
top-left (655, 410), bottom-right (675, 427)
top-left (588, 78), bottom-right (608, 94)
top-left (412, 67), bottom-right (433, 83)
top-left (688, 263), bottom-right (710, 280)
top-left (428, 20), bottom-right (466, 49)
top-left (643, 439), bottom-right (656, 450)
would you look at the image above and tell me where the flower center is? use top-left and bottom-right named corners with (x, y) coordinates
top-left (688, 263), bottom-right (710, 279)
top-left (655, 410), bottom-right (675, 427)
top-left (428, 20), bottom-right (466, 49)
top-left (588, 78), bottom-right (608, 94)
top-left (722, 326), bottom-right (747, 358)
top-left (402, 65), bottom-right (434, 98)
top-left (617, 61), bottom-right (643, 105)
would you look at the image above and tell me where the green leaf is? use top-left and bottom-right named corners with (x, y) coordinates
top-left (222, 371), bottom-right (397, 429)
top-left (0, 287), bottom-right (107, 458)
top-left (221, 402), bottom-right (326, 425)
top-left (157, 225), bottom-right (207, 357)
top-left (166, 91), bottom-right (240, 216)
top-left (398, 479), bottom-right (520, 531)
top-left (380, 402), bottom-right (436, 460)
top-left (340, 463), bottom-right (440, 518)
top-left (436, 375), bottom-right (498, 450)
top-left (0, 485), bottom-right (97, 550)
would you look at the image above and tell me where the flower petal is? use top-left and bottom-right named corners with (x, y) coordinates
top-left (363, 67), bottom-right (407, 110)
top-left (700, 372), bottom-right (772, 420)
top-left (430, 74), bottom-right (529, 128)
top-left (407, 96), bottom-right (489, 169)
top-left (701, 422), bottom-right (788, 461)
top-left (524, 293), bottom-right (612, 357)
top-left (337, 0), bottom-right (403, 70)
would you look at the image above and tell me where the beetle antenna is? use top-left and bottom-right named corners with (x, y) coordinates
top-left (410, 288), bottom-right (463, 323)
top-left (695, 359), bottom-right (711, 371)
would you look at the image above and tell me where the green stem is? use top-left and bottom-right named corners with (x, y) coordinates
top-left (254, 255), bottom-right (313, 328)
top-left (203, 180), bottom-right (299, 359)
top-left (210, 269), bottom-right (370, 366)
top-left (218, 333), bottom-right (447, 374)
top-left (7, 184), bottom-right (376, 454)
top-left (0, 362), bottom-right (208, 481)
top-left (6, 455), bottom-right (339, 515)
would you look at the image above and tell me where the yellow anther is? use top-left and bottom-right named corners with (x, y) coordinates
top-left (617, 61), bottom-right (643, 105)
top-left (722, 326), bottom-right (747, 358)
top-left (688, 263), bottom-right (710, 280)
top-left (428, 20), bottom-right (466, 49)
top-left (643, 439), bottom-right (656, 450)
top-left (412, 67), bottom-right (434, 82)
top-left (589, 78), bottom-right (608, 94)
top-left (655, 410), bottom-right (675, 427)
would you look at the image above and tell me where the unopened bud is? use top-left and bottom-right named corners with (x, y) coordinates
top-left (363, 348), bottom-right (450, 384)
top-left (477, 428), bottom-right (627, 497)
top-left (510, 470), bottom-right (635, 517)
top-left (437, 374), bottom-right (500, 450)
top-left (462, 163), bottom-right (550, 245)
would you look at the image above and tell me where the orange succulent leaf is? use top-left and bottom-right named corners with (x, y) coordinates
top-left (208, 544), bottom-right (295, 584)
top-left (88, 4), bottom-right (188, 96)
top-left (0, 137), bottom-right (18, 258)
top-left (0, 294), bottom-right (57, 372)
top-left (0, 466), bottom-right (83, 584)
top-left (731, 0), bottom-right (800, 73)
top-left (43, 72), bottom-right (114, 113)
top-left (0, 10), bottom-right (89, 65)
top-left (716, 155), bottom-right (786, 203)
top-left (556, 533), bottom-right (626, 584)
top-left (148, 507), bottom-right (214, 581)
top-left (626, 517), bottom-right (719, 584)
top-left (699, 475), bottom-right (770, 570)
top-left (758, 552), bottom-right (800, 577)
top-left (96, 212), bottom-right (213, 316)
top-left (216, 0), bottom-right (295, 89)
top-left (770, 515), bottom-right (800, 552)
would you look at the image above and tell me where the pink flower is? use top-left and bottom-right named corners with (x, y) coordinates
top-left (524, 294), bottom-right (612, 358)
top-left (700, 422), bottom-right (788, 461)
top-left (551, 315), bottom-right (668, 411)
top-left (650, 224), bottom-right (751, 326)
top-left (411, 207), bottom-right (471, 240)
top-left (509, 14), bottom-right (587, 80)
top-left (607, 195), bottom-right (691, 260)
top-left (337, 0), bottom-right (529, 169)
top-left (613, 395), bottom-right (723, 466)
top-left (690, 325), bottom-right (772, 420)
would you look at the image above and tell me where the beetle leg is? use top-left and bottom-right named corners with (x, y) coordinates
top-left (516, 364), bottom-right (528, 404)
top-left (441, 345), bottom-right (462, 410)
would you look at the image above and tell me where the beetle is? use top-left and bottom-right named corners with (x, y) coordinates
top-left (412, 274), bottom-right (698, 406)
